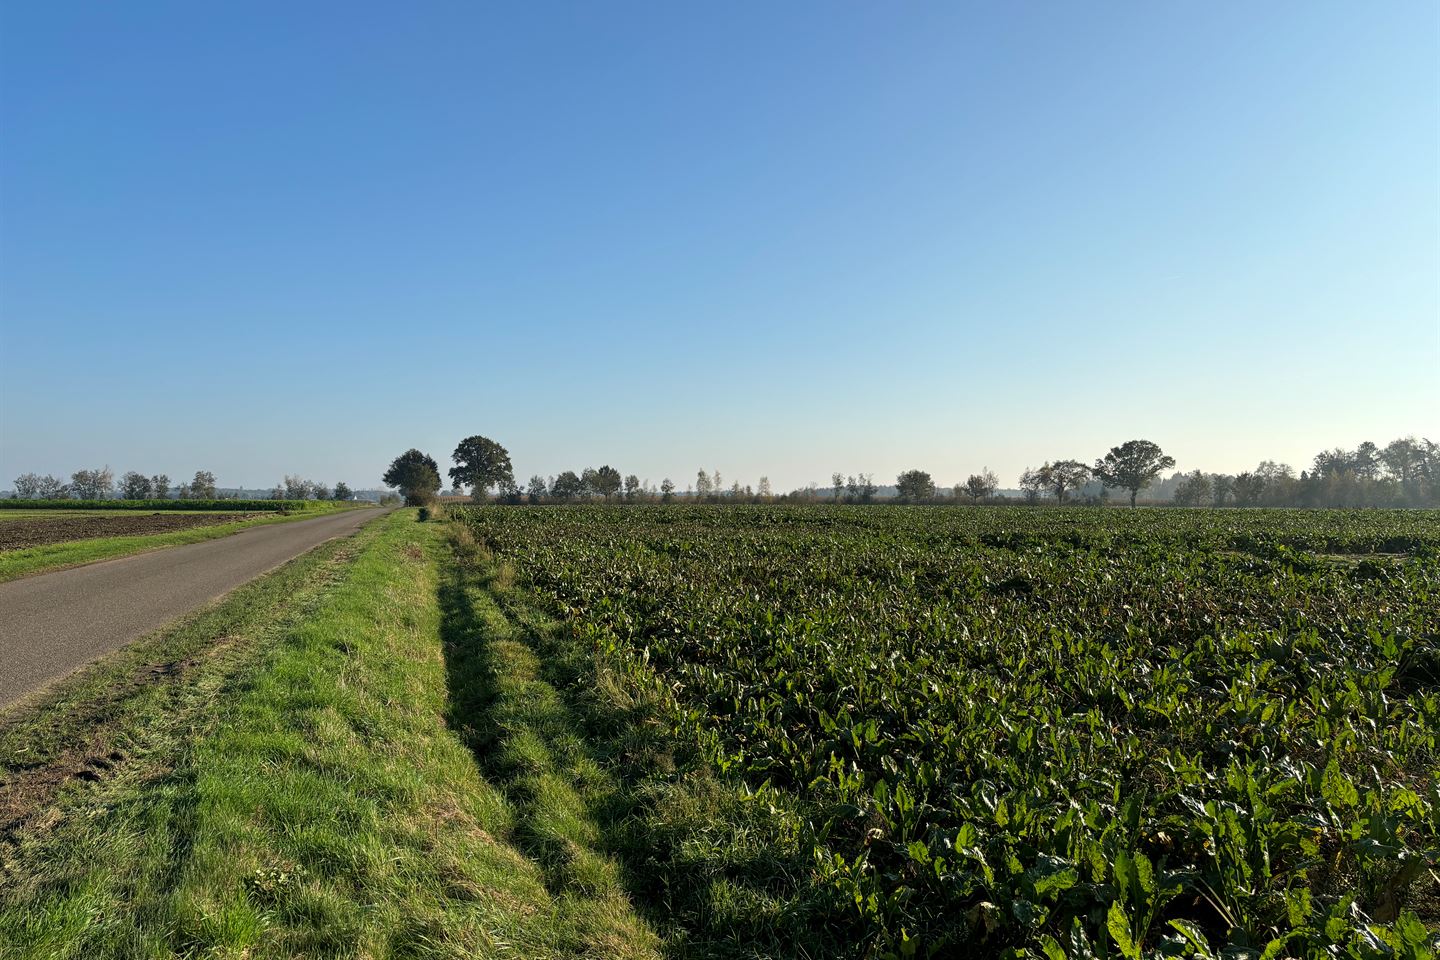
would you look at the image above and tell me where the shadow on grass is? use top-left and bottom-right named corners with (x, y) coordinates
top-left (434, 536), bottom-right (852, 960)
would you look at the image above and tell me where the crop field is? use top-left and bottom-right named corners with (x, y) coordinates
top-left (454, 505), bottom-right (1440, 958)
top-left (0, 512), bottom-right (265, 550)
top-left (0, 499), bottom-right (323, 512)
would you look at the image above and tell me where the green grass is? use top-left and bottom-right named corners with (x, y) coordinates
top-left (0, 502), bottom-right (372, 583)
top-left (0, 510), bottom-right (656, 959)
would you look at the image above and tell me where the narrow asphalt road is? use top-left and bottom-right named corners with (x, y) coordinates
top-left (0, 507), bottom-right (388, 710)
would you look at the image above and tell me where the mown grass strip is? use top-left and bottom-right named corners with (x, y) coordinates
top-left (0, 510), bottom-right (655, 959)
top-left (0, 503), bottom-right (371, 583)
top-left (442, 523), bottom-right (822, 959)
top-left (438, 528), bottom-right (658, 958)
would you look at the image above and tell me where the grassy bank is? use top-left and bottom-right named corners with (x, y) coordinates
top-left (0, 510), bottom-right (654, 959)
top-left (0, 502), bottom-right (371, 583)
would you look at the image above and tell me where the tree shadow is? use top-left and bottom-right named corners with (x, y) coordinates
top-left (435, 540), bottom-right (849, 960)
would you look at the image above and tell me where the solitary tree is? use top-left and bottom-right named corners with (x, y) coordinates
top-left (120, 471), bottom-right (153, 499)
top-left (757, 476), bottom-right (772, 499)
top-left (962, 469), bottom-right (999, 503)
top-left (1093, 440), bottom-right (1175, 508)
top-left (1038, 460), bottom-right (1090, 505)
top-left (695, 470), bottom-right (712, 500)
top-left (383, 449), bottom-right (442, 506)
top-left (333, 481), bottom-right (353, 501)
top-left (591, 465), bottom-right (622, 500)
top-left (450, 435), bottom-right (514, 501)
top-left (151, 474), bottom-right (171, 499)
top-left (895, 469), bottom-right (935, 502)
top-left (551, 470), bottom-right (584, 501)
top-left (623, 474), bottom-right (641, 501)
top-left (526, 475), bottom-right (548, 503)
top-left (190, 471), bottom-right (218, 499)
top-left (660, 478), bottom-right (675, 503)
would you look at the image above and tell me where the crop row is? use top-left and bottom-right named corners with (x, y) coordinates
top-left (456, 505), bottom-right (1439, 958)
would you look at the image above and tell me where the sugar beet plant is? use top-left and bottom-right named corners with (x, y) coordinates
top-left (455, 505), bottom-right (1439, 958)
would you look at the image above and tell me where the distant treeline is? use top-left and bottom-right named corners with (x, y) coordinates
top-left (8, 468), bottom-right (358, 503)
top-left (383, 433), bottom-right (1440, 509)
top-left (0, 499), bottom-right (324, 512)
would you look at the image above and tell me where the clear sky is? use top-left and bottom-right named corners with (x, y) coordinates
top-left (1, 2), bottom-right (1436, 492)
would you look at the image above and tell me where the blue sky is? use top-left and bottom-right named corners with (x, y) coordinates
top-left (1, 2), bottom-right (1436, 492)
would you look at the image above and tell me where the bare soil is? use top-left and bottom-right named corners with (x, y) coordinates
top-left (0, 513), bottom-right (255, 550)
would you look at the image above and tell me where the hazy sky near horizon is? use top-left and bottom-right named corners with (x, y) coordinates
top-left (1, 2), bottom-right (1436, 492)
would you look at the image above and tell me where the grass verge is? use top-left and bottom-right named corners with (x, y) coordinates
top-left (0, 509), bottom-right (655, 959)
top-left (0, 503), bottom-right (372, 583)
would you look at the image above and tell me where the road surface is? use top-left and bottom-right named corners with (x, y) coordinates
top-left (0, 507), bottom-right (387, 709)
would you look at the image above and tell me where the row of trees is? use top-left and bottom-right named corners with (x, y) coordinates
top-left (383, 434), bottom-right (1438, 510)
top-left (885, 441), bottom-right (1177, 508)
top-left (266, 476), bottom-right (354, 501)
top-left (383, 438), bottom-right (788, 506)
top-left (11, 468), bottom-right (211, 500)
top-left (1163, 437), bottom-right (1437, 509)
top-left (10, 468), bottom-right (358, 502)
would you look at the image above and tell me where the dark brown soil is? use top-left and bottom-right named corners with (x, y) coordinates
top-left (0, 513), bottom-right (256, 550)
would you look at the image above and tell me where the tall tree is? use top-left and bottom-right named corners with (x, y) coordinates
top-left (592, 465), bottom-right (622, 500)
top-left (1380, 437), bottom-right (1424, 484)
top-left (1093, 440), bottom-right (1175, 508)
top-left (1018, 468), bottom-right (1045, 504)
top-left (1172, 471), bottom-right (1213, 507)
top-left (962, 469), bottom-right (999, 504)
top-left (623, 474), bottom-right (641, 501)
top-left (895, 469), bottom-right (935, 502)
top-left (332, 481), bottom-right (353, 501)
top-left (190, 470), bottom-right (217, 499)
top-left (695, 470), bottom-right (712, 500)
top-left (150, 474), bottom-right (171, 499)
top-left (831, 472), bottom-right (845, 501)
top-left (526, 475), bottom-right (548, 503)
top-left (382, 449), bottom-right (441, 506)
top-left (70, 467), bottom-right (114, 499)
top-left (551, 470), bottom-right (584, 501)
top-left (660, 478), bottom-right (675, 503)
top-left (12, 473), bottom-right (44, 498)
top-left (1211, 474), bottom-right (1234, 507)
top-left (120, 471), bottom-right (153, 499)
top-left (450, 435), bottom-right (514, 499)
top-left (856, 473), bottom-right (877, 503)
top-left (1038, 460), bottom-right (1090, 505)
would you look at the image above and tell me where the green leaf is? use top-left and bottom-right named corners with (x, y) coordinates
top-left (1321, 759), bottom-right (1359, 808)
top-left (1134, 850), bottom-right (1156, 901)
top-left (1107, 901), bottom-right (1141, 960)
top-left (1167, 920), bottom-right (1216, 959)
top-left (1037, 935), bottom-right (1067, 960)
top-left (1034, 867), bottom-right (1079, 898)
top-left (1114, 850), bottom-right (1138, 904)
